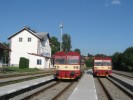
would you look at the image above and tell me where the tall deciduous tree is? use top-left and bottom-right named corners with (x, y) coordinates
top-left (88, 53), bottom-right (93, 57)
top-left (50, 36), bottom-right (60, 55)
top-left (2, 42), bottom-right (10, 64)
top-left (95, 54), bottom-right (107, 57)
top-left (62, 33), bottom-right (72, 52)
top-left (123, 47), bottom-right (133, 71)
top-left (74, 48), bottom-right (81, 54)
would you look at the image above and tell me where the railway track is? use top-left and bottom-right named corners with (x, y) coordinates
top-left (0, 79), bottom-right (76, 100)
top-left (97, 77), bottom-right (132, 100)
top-left (112, 71), bottom-right (133, 80)
top-left (0, 71), bottom-right (51, 79)
top-left (52, 82), bottom-right (74, 100)
top-left (0, 73), bottom-right (52, 87)
top-left (0, 79), bottom-right (55, 100)
top-left (26, 81), bottom-right (74, 100)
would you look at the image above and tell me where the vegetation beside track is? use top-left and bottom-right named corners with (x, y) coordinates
top-left (0, 67), bottom-right (53, 75)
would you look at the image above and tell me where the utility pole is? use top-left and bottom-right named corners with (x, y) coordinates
top-left (59, 21), bottom-right (63, 51)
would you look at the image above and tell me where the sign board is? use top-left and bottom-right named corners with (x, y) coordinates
top-left (42, 52), bottom-right (50, 57)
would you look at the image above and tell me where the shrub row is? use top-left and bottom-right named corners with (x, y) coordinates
top-left (19, 57), bottom-right (29, 69)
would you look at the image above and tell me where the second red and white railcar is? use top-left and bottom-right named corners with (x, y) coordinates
top-left (93, 57), bottom-right (112, 76)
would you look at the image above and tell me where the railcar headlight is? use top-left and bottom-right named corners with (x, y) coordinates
top-left (95, 67), bottom-right (98, 69)
top-left (73, 66), bottom-right (79, 69)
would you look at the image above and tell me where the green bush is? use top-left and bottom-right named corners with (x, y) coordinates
top-left (85, 57), bottom-right (93, 67)
top-left (19, 57), bottom-right (29, 69)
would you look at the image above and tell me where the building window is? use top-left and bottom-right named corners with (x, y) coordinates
top-left (37, 59), bottom-right (42, 65)
top-left (28, 37), bottom-right (31, 42)
top-left (19, 37), bottom-right (22, 42)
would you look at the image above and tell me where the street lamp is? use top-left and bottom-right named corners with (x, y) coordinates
top-left (59, 21), bottom-right (63, 51)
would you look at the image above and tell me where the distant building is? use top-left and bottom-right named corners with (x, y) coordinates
top-left (8, 26), bottom-right (52, 69)
top-left (0, 42), bottom-right (10, 67)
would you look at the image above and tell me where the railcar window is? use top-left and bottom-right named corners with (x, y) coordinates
top-left (55, 59), bottom-right (65, 64)
top-left (94, 62), bottom-right (102, 66)
top-left (103, 62), bottom-right (111, 66)
top-left (67, 59), bottom-right (79, 64)
top-left (94, 62), bottom-right (111, 66)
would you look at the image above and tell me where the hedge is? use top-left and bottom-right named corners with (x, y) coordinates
top-left (19, 57), bottom-right (29, 69)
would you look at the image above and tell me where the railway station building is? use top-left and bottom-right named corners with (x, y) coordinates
top-left (8, 26), bottom-right (52, 69)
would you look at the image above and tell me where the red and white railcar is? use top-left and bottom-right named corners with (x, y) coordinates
top-left (53, 51), bottom-right (83, 79)
top-left (93, 57), bottom-right (112, 76)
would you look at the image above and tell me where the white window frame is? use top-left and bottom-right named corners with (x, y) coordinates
top-left (28, 37), bottom-right (31, 42)
top-left (19, 37), bottom-right (22, 42)
top-left (37, 59), bottom-right (42, 65)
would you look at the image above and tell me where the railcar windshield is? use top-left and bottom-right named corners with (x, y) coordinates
top-left (94, 62), bottom-right (102, 66)
top-left (102, 60), bottom-right (111, 66)
top-left (67, 56), bottom-right (79, 64)
top-left (54, 56), bottom-right (66, 64)
top-left (94, 60), bottom-right (111, 66)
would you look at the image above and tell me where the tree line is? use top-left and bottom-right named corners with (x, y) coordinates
top-left (112, 47), bottom-right (133, 72)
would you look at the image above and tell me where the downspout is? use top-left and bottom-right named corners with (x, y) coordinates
top-left (37, 39), bottom-right (40, 54)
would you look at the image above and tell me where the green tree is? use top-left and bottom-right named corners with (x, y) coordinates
top-left (112, 52), bottom-right (123, 70)
top-left (62, 33), bottom-right (72, 52)
top-left (88, 53), bottom-right (93, 57)
top-left (95, 54), bottom-right (107, 57)
top-left (123, 47), bottom-right (133, 71)
top-left (85, 57), bottom-right (93, 67)
top-left (2, 42), bottom-right (10, 64)
top-left (112, 47), bottom-right (133, 72)
top-left (50, 36), bottom-right (60, 55)
top-left (74, 48), bottom-right (81, 54)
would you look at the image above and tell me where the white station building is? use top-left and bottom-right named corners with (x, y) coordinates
top-left (8, 26), bottom-right (52, 69)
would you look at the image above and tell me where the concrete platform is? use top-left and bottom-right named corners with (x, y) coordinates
top-left (68, 69), bottom-right (97, 100)
top-left (0, 75), bottom-right (54, 97)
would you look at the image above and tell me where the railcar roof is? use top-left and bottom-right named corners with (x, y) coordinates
top-left (94, 57), bottom-right (111, 60)
top-left (54, 51), bottom-right (66, 56)
top-left (53, 51), bottom-right (80, 57)
top-left (67, 51), bottom-right (80, 56)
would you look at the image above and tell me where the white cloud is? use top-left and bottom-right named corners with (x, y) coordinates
top-left (105, 0), bottom-right (121, 6)
top-left (111, 0), bottom-right (121, 5)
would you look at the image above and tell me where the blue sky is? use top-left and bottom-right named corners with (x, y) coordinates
top-left (0, 0), bottom-right (133, 56)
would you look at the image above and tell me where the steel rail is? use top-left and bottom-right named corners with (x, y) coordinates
top-left (0, 79), bottom-right (55, 100)
top-left (0, 73), bottom-right (52, 87)
top-left (52, 82), bottom-right (74, 100)
top-left (112, 72), bottom-right (133, 80)
top-left (23, 81), bottom-right (60, 100)
top-left (107, 77), bottom-right (133, 99)
top-left (0, 71), bottom-right (51, 79)
top-left (98, 78), bottom-right (114, 100)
